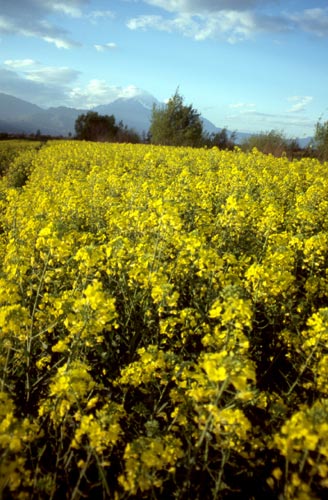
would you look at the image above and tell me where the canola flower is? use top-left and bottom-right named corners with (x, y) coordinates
top-left (0, 140), bottom-right (328, 498)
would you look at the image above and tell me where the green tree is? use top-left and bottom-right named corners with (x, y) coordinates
top-left (314, 120), bottom-right (328, 161)
top-left (242, 130), bottom-right (296, 157)
top-left (149, 89), bottom-right (203, 147)
top-left (75, 112), bottom-right (119, 142)
top-left (204, 127), bottom-right (236, 150)
top-left (116, 121), bottom-right (140, 144)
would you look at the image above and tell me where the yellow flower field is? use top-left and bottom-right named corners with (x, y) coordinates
top-left (1, 140), bottom-right (328, 499)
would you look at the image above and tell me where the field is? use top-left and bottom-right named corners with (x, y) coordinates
top-left (1, 140), bottom-right (328, 499)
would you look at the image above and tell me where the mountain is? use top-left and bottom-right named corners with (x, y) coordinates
top-left (0, 93), bottom-right (42, 121)
top-left (28, 106), bottom-right (86, 136)
top-left (0, 93), bottom-right (87, 136)
top-left (0, 91), bottom-right (312, 146)
top-left (0, 91), bottom-right (222, 138)
top-left (94, 94), bottom-right (159, 135)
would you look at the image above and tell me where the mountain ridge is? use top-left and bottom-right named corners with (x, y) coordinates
top-left (0, 92), bottom-right (312, 146)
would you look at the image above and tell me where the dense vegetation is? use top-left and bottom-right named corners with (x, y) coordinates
top-left (0, 140), bottom-right (42, 187)
top-left (1, 140), bottom-right (328, 499)
top-left (75, 112), bottom-right (140, 144)
top-left (2, 87), bottom-right (328, 160)
top-left (149, 90), bottom-right (204, 147)
top-left (314, 120), bottom-right (328, 162)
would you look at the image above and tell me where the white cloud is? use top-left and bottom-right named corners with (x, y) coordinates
top-left (127, 15), bottom-right (172, 32)
top-left (88, 10), bottom-right (115, 22)
top-left (287, 96), bottom-right (313, 113)
top-left (0, 68), bottom-right (70, 107)
top-left (0, 15), bottom-right (14, 34)
top-left (0, 0), bottom-right (87, 48)
top-left (196, 11), bottom-right (256, 42)
top-left (3, 59), bottom-right (80, 84)
top-left (68, 80), bottom-right (143, 108)
top-left (94, 42), bottom-right (117, 52)
top-left (4, 59), bottom-right (37, 69)
top-left (0, 60), bottom-right (81, 107)
top-left (128, 11), bottom-right (258, 42)
top-left (42, 36), bottom-right (76, 49)
top-left (226, 108), bottom-right (315, 135)
top-left (25, 67), bottom-right (80, 86)
top-left (127, 14), bottom-right (196, 36)
top-left (224, 94), bottom-right (315, 136)
top-left (51, 3), bottom-right (83, 18)
top-left (128, 1), bottom-right (328, 42)
top-left (119, 85), bottom-right (144, 99)
top-left (143, 1), bottom-right (261, 14)
top-left (289, 8), bottom-right (328, 37)
top-left (0, 58), bottom-right (146, 109)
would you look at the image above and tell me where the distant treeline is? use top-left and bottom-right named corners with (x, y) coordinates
top-left (1, 90), bottom-right (327, 161)
top-left (0, 132), bottom-right (65, 142)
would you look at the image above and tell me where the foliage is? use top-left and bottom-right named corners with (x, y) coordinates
top-left (116, 121), bottom-right (141, 144)
top-left (1, 141), bottom-right (328, 498)
top-left (314, 119), bottom-right (328, 161)
top-left (242, 129), bottom-right (299, 157)
top-left (150, 89), bottom-right (203, 147)
top-left (0, 140), bottom-right (42, 187)
top-left (203, 127), bottom-right (236, 150)
top-left (75, 112), bottom-right (140, 143)
top-left (75, 111), bottom-right (119, 141)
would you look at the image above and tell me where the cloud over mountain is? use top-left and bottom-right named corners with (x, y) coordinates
top-left (0, 59), bottom-right (145, 109)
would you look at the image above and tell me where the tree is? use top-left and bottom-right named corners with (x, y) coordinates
top-left (314, 120), bottom-right (328, 161)
top-left (204, 127), bottom-right (236, 150)
top-left (149, 89), bottom-right (203, 147)
top-left (75, 112), bottom-right (118, 142)
top-left (242, 130), bottom-right (295, 157)
top-left (116, 121), bottom-right (140, 144)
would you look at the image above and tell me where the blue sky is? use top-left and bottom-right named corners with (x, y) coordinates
top-left (0, 0), bottom-right (327, 137)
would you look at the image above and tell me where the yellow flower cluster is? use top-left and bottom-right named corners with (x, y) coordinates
top-left (274, 400), bottom-right (328, 498)
top-left (1, 140), bottom-right (328, 498)
top-left (119, 435), bottom-right (183, 495)
top-left (0, 392), bottom-right (38, 497)
top-left (72, 401), bottom-right (125, 455)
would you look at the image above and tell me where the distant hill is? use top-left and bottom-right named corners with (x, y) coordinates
top-left (0, 91), bottom-right (231, 139)
top-left (0, 93), bottom-right (42, 120)
top-left (0, 93), bottom-right (86, 136)
top-left (0, 91), bottom-right (312, 145)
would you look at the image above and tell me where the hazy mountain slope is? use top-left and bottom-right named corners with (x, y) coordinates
top-left (94, 98), bottom-right (153, 135)
top-left (0, 91), bottom-right (312, 145)
top-left (30, 107), bottom-right (86, 136)
top-left (0, 92), bottom-right (43, 120)
top-left (0, 91), bottom-right (221, 137)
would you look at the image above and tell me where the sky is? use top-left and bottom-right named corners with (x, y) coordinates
top-left (0, 0), bottom-right (328, 138)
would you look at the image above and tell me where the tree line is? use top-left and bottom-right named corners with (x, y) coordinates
top-left (74, 89), bottom-right (328, 161)
top-left (74, 90), bottom-right (238, 151)
top-left (74, 111), bottom-right (140, 144)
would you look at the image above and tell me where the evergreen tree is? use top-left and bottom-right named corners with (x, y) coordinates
top-left (149, 89), bottom-right (203, 147)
